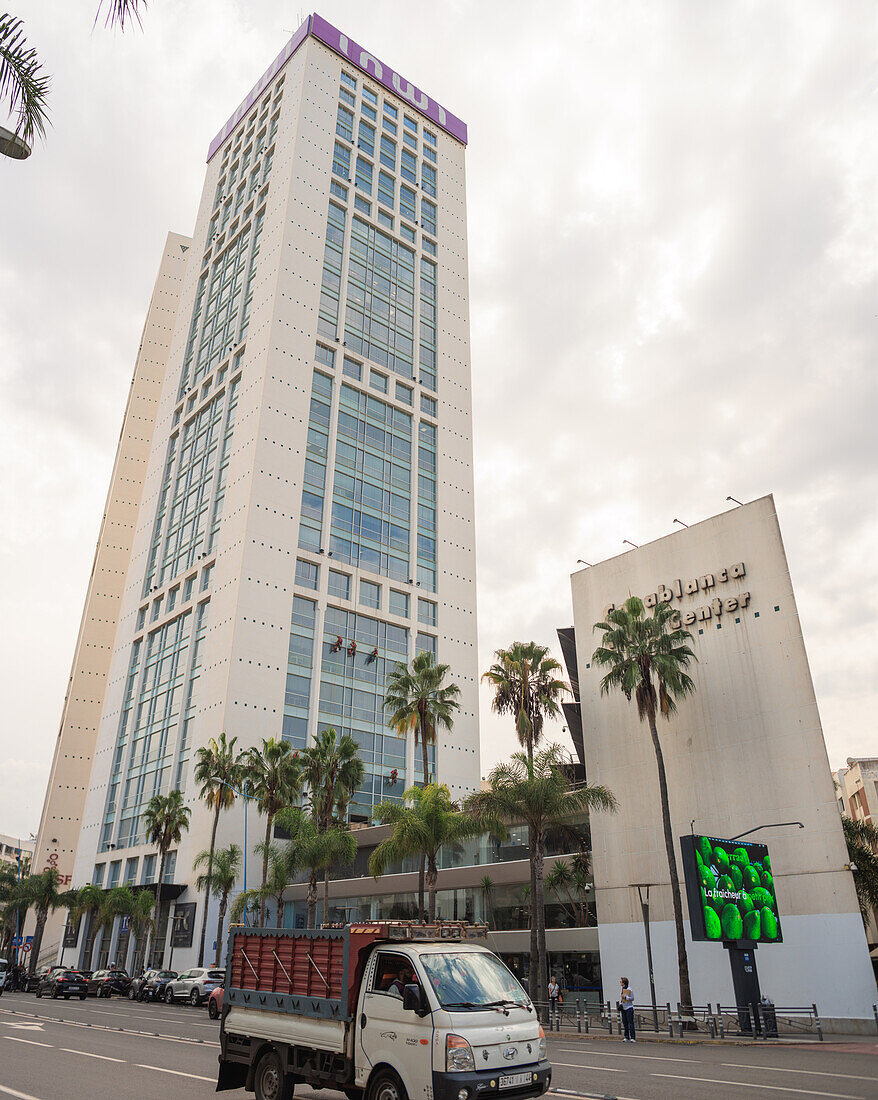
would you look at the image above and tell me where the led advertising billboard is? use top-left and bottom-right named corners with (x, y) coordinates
top-left (680, 834), bottom-right (782, 944)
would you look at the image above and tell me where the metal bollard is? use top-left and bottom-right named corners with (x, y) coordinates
top-left (576, 999), bottom-right (581, 1034)
top-left (666, 1002), bottom-right (673, 1038)
top-left (873, 1004), bottom-right (878, 1035)
top-left (813, 1003), bottom-right (822, 1042)
top-left (606, 1000), bottom-right (612, 1034)
top-left (717, 1003), bottom-right (725, 1039)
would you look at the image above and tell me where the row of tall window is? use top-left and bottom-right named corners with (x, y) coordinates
top-left (295, 556), bottom-right (437, 626)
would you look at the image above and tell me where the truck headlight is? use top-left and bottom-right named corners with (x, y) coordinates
top-left (446, 1034), bottom-right (475, 1072)
top-left (538, 1026), bottom-right (547, 1061)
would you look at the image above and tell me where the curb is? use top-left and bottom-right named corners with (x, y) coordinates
top-left (545, 1030), bottom-right (813, 1047)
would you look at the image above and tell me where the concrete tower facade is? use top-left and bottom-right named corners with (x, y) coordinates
top-left (67, 15), bottom-right (480, 973)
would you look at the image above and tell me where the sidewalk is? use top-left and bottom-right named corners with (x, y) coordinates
top-left (546, 1029), bottom-right (878, 1048)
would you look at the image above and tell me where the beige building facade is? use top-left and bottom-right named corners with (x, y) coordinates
top-left (26, 234), bottom-right (190, 965)
top-left (65, 17), bottom-right (479, 973)
top-left (569, 495), bottom-right (875, 1023)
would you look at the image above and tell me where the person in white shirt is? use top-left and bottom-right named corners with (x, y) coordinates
top-left (620, 977), bottom-right (635, 1041)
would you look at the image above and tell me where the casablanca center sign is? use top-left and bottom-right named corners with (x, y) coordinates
top-left (604, 560), bottom-right (752, 629)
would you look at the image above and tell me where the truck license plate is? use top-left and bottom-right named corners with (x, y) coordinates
top-left (500, 1073), bottom-right (532, 1089)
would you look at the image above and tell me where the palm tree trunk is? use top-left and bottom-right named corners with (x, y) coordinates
top-left (215, 896), bottom-right (228, 967)
top-left (534, 835), bottom-right (548, 1011)
top-left (307, 870), bottom-right (318, 929)
top-left (426, 856), bottom-right (438, 922)
top-left (646, 705), bottom-right (693, 1009)
top-left (150, 850), bottom-right (166, 968)
top-left (260, 815), bottom-right (272, 927)
top-left (323, 867), bottom-right (331, 926)
top-left (527, 824), bottom-right (539, 1011)
top-left (197, 802), bottom-right (221, 966)
top-left (29, 909), bottom-right (47, 976)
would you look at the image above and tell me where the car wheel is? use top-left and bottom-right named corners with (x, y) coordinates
top-left (165, 987), bottom-right (174, 1004)
top-left (189, 989), bottom-right (201, 1007)
top-left (35, 987), bottom-right (42, 999)
top-left (63, 994), bottom-right (70, 1000)
top-left (208, 998), bottom-right (219, 1020)
top-left (128, 988), bottom-right (136, 1001)
top-left (79, 993), bottom-right (87, 1001)
top-left (368, 1069), bottom-right (407, 1100)
top-left (51, 986), bottom-right (60, 999)
top-left (254, 1048), bottom-right (294, 1100)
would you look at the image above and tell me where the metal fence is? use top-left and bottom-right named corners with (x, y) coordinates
top-left (534, 999), bottom-right (824, 1041)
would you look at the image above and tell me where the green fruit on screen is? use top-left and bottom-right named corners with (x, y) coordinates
top-left (743, 909), bottom-right (761, 940)
top-left (743, 865), bottom-right (761, 891)
top-left (718, 874), bottom-right (735, 894)
top-left (731, 847), bottom-right (751, 869)
top-left (762, 871), bottom-right (774, 891)
top-left (699, 864), bottom-right (716, 892)
top-left (704, 907), bottom-right (722, 939)
top-left (761, 907), bottom-right (779, 940)
top-left (740, 891), bottom-right (755, 913)
top-left (714, 848), bottom-right (731, 873)
top-left (721, 904), bottom-right (743, 940)
top-left (751, 887), bottom-right (775, 911)
top-left (728, 864), bottom-right (744, 891)
top-left (763, 853), bottom-right (771, 872)
top-left (697, 836), bottom-right (713, 866)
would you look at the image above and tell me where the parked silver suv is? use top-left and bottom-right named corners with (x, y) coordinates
top-left (164, 966), bottom-right (225, 1006)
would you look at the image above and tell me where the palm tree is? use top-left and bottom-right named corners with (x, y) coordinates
top-left (371, 785), bottom-right (499, 922)
top-left (466, 744), bottom-right (616, 1011)
top-left (842, 816), bottom-right (878, 924)
top-left (482, 642), bottom-right (567, 765)
top-left (128, 890), bottom-right (155, 975)
top-left (253, 842), bottom-right (295, 927)
top-left (0, 14), bottom-right (50, 148)
top-left (592, 594), bottom-right (697, 1009)
top-left (95, 885), bottom-right (135, 968)
top-left (480, 874), bottom-right (496, 930)
top-left (544, 851), bottom-right (592, 927)
top-left (384, 653), bottom-right (461, 918)
top-left (274, 807), bottom-right (357, 928)
top-left (20, 869), bottom-right (67, 975)
top-left (193, 844), bottom-right (241, 966)
top-left (69, 882), bottom-right (105, 970)
top-left (143, 789), bottom-right (191, 965)
top-left (229, 888), bottom-right (261, 926)
top-left (302, 727), bottom-right (365, 922)
top-left (246, 739), bottom-right (302, 925)
top-left (194, 732), bottom-right (245, 965)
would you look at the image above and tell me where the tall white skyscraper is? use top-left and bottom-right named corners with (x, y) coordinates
top-left (50, 15), bottom-right (479, 972)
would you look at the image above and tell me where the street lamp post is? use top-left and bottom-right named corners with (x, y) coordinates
top-left (634, 883), bottom-right (659, 1032)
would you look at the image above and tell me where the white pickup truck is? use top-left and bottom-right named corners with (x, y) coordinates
top-left (217, 922), bottom-right (552, 1100)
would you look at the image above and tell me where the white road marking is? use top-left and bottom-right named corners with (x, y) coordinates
top-left (2, 1037), bottom-right (52, 1048)
top-left (0, 1007), bottom-right (219, 1047)
top-left (59, 1047), bottom-right (125, 1062)
top-left (135, 1065), bottom-right (214, 1082)
top-left (0, 1086), bottom-right (45, 1100)
top-left (556, 1046), bottom-right (700, 1063)
top-left (4, 1023), bottom-right (45, 1031)
top-left (552, 1062), bottom-right (624, 1072)
top-left (651, 1073), bottom-right (862, 1099)
top-left (720, 1063), bottom-right (877, 1083)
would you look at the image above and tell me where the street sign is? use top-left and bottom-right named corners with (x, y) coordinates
top-left (20, 944), bottom-right (31, 953)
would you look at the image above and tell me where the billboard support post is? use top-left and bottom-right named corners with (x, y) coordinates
top-left (634, 883), bottom-right (659, 1030)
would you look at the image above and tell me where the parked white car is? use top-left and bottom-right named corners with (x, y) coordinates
top-left (164, 967), bottom-right (225, 1006)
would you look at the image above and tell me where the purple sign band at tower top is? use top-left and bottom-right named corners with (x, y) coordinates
top-left (207, 13), bottom-right (467, 162)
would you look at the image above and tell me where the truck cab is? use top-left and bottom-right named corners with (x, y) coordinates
top-left (217, 922), bottom-right (551, 1100)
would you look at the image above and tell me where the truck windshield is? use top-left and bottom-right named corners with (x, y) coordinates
top-left (420, 952), bottom-right (527, 1010)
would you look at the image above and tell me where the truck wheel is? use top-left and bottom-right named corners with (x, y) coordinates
top-left (254, 1048), bottom-right (294, 1100)
top-left (368, 1069), bottom-right (407, 1100)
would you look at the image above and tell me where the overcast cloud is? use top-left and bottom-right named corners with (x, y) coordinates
top-left (2, 0), bottom-right (876, 838)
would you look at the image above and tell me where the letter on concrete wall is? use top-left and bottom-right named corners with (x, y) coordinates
top-left (657, 585), bottom-right (674, 604)
top-left (730, 562), bottom-right (746, 579)
top-left (699, 574), bottom-right (715, 590)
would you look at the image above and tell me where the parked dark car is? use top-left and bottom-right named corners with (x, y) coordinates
top-left (24, 964), bottom-right (65, 993)
top-left (87, 969), bottom-right (131, 998)
top-left (139, 969), bottom-right (177, 1002)
top-left (35, 968), bottom-right (87, 1000)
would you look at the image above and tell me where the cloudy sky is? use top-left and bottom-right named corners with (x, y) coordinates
top-left (2, 0), bottom-right (877, 839)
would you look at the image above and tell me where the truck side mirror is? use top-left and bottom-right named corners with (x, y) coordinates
top-left (403, 983), bottom-right (429, 1016)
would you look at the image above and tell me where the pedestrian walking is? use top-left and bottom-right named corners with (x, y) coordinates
top-left (548, 975), bottom-right (562, 1028)
top-left (620, 977), bottom-right (635, 1042)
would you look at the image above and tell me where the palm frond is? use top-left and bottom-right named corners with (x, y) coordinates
top-left (0, 14), bottom-right (50, 143)
top-left (95, 0), bottom-right (147, 30)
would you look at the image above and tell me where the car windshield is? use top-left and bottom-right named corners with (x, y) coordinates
top-left (159, 971), bottom-right (177, 980)
top-left (207, 970), bottom-right (225, 980)
top-left (112, 971), bottom-right (128, 978)
top-left (419, 952), bottom-right (527, 1009)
